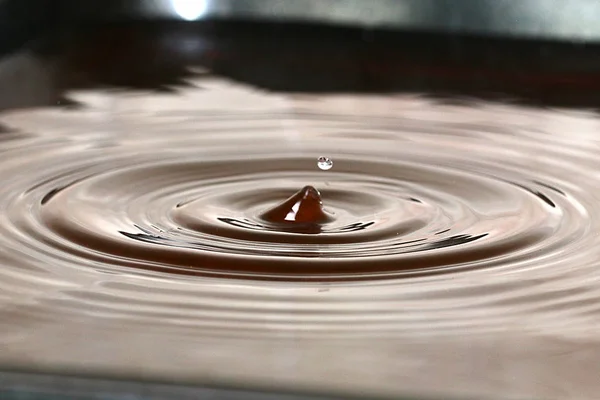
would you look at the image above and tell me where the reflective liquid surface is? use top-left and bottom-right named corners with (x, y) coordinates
top-left (1, 78), bottom-right (592, 282)
top-left (2, 52), bottom-right (600, 399)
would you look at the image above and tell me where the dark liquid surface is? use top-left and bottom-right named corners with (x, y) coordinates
top-left (2, 21), bottom-right (600, 399)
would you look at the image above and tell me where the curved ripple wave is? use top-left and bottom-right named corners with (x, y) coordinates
top-left (0, 81), bottom-right (600, 341)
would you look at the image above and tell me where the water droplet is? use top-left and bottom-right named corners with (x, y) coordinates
top-left (317, 156), bottom-right (333, 171)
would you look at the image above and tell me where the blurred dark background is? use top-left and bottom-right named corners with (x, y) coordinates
top-left (2, 0), bottom-right (600, 111)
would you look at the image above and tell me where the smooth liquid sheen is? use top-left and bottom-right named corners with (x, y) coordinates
top-left (2, 75), bottom-right (600, 399)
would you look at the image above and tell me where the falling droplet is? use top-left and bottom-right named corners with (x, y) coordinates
top-left (317, 156), bottom-right (333, 171)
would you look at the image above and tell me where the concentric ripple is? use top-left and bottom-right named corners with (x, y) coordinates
top-left (0, 83), bottom-right (593, 283)
top-left (4, 78), bottom-right (600, 399)
top-left (3, 53), bottom-right (600, 400)
top-left (31, 152), bottom-right (573, 280)
top-left (1, 78), bottom-right (600, 349)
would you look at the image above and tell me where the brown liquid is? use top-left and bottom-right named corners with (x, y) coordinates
top-left (0, 74), bottom-right (586, 282)
top-left (6, 19), bottom-right (600, 400)
top-left (3, 30), bottom-right (600, 400)
top-left (260, 186), bottom-right (331, 225)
